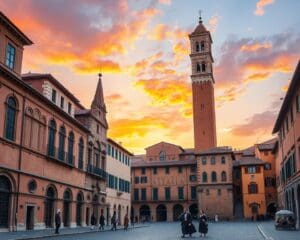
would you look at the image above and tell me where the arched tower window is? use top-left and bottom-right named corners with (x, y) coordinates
top-left (195, 41), bottom-right (200, 52)
top-left (159, 151), bottom-right (166, 161)
top-left (67, 132), bottom-right (74, 165)
top-left (78, 138), bottom-right (84, 169)
top-left (211, 171), bottom-right (217, 182)
top-left (196, 62), bottom-right (201, 72)
top-left (202, 172), bottom-right (207, 182)
top-left (47, 120), bottom-right (56, 157)
top-left (200, 41), bottom-right (205, 51)
top-left (201, 62), bottom-right (206, 72)
top-left (5, 96), bottom-right (18, 141)
top-left (58, 126), bottom-right (66, 161)
top-left (221, 171), bottom-right (227, 182)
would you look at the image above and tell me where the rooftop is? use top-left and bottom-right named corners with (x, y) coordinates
top-left (233, 156), bottom-right (265, 167)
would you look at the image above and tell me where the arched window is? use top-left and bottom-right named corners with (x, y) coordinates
top-left (58, 126), bottom-right (66, 161)
top-left (200, 41), bottom-right (205, 51)
top-left (159, 151), bottom-right (166, 161)
top-left (67, 132), bottom-right (74, 165)
top-left (196, 62), bottom-right (201, 72)
top-left (47, 120), bottom-right (56, 157)
top-left (248, 182), bottom-right (258, 194)
top-left (211, 171), bottom-right (217, 182)
top-left (210, 157), bottom-right (216, 165)
top-left (221, 171), bottom-right (227, 182)
top-left (78, 138), bottom-right (84, 169)
top-left (94, 141), bottom-right (101, 168)
top-left (5, 96), bottom-right (17, 141)
top-left (195, 41), bottom-right (200, 52)
top-left (88, 142), bottom-right (93, 166)
top-left (202, 157), bottom-right (206, 165)
top-left (202, 172), bottom-right (207, 182)
top-left (221, 156), bottom-right (226, 164)
top-left (201, 62), bottom-right (206, 72)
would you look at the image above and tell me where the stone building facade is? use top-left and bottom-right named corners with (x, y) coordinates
top-left (106, 138), bottom-right (132, 225)
top-left (272, 61), bottom-right (300, 228)
top-left (0, 12), bottom-right (109, 231)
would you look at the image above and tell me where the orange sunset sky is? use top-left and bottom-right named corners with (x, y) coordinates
top-left (1, 0), bottom-right (300, 153)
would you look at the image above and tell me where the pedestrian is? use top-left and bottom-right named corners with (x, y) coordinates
top-left (124, 213), bottom-right (129, 231)
top-left (55, 209), bottom-right (61, 234)
top-left (199, 210), bottom-right (208, 237)
top-left (130, 215), bottom-right (134, 228)
top-left (99, 211), bottom-right (105, 231)
top-left (111, 211), bottom-right (117, 231)
top-left (180, 208), bottom-right (196, 238)
top-left (90, 213), bottom-right (96, 230)
top-left (214, 214), bottom-right (218, 222)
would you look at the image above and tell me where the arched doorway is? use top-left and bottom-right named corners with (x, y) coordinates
top-left (267, 203), bottom-right (276, 219)
top-left (92, 195), bottom-right (99, 224)
top-left (156, 204), bottom-right (167, 222)
top-left (173, 204), bottom-right (183, 221)
top-left (45, 186), bottom-right (56, 227)
top-left (139, 205), bottom-right (151, 222)
top-left (0, 176), bottom-right (11, 228)
top-left (118, 205), bottom-right (121, 225)
top-left (76, 193), bottom-right (83, 226)
top-left (63, 189), bottom-right (72, 227)
top-left (189, 204), bottom-right (198, 219)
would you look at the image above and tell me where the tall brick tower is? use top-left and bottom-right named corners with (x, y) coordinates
top-left (189, 16), bottom-right (217, 151)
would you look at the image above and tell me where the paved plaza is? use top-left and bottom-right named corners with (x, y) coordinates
top-left (1, 221), bottom-right (299, 240)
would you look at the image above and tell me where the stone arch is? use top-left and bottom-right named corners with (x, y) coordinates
top-left (173, 204), bottom-right (183, 221)
top-left (63, 188), bottom-right (73, 227)
top-left (45, 184), bottom-right (57, 227)
top-left (0, 174), bottom-right (15, 229)
top-left (189, 203), bottom-right (198, 219)
top-left (76, 191), bottom-right (84, 226)
top-left (156, 204), bottom-right (167, 222)
top-left (266, 202), bottom-right (277, 219)
top-left (139, 205), bottom-right (151, 222)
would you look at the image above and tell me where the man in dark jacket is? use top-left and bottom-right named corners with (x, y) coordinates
top-left (99, 212), bottom-right (105, 231)
top-left (91, 213), bottom-right (96, 230)
top-left (111, 211), bottom-right (117, 231)
top-left (55, 209), bottom-right (61, 234)
top-left (180, 209), bottom-right (195, 238)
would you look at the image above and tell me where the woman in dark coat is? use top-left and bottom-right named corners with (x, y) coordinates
top-left (199, 210), bottom-right (208, 237)
top-left (180, 209), bottom-right (196, 238)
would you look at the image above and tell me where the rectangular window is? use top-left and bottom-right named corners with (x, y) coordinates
top-left (191, 186), bottom-right (197, 199)
top-left (246, 166), bottom-right (257, 174)
top-left (141, 188), bottom-right (146, 201)
top-left (52, 89), bottom-right (57, 103)
top-left (189, 175), bottom-right (197, 182)
top-left (217, 189), bottom-right (221, 196)
top-left (60, 96), bottom-right (64, 109)
top-left (178, 166), bottom-right (182, 173)
top-left (153, 167), bottom-right (157, 175)
top-left (134, 176), bottom-right (139, 184)
top-left (114, 176), bottom-right (118, 189)
top-left (190, 165), bottom-right (197, 173)
top-left (134, 188), bottom-right (139, 201)
top-left (178, 187), bottom-right (184, 200)
top-left (152, 188), bottom-right (158, 201)
top-left (141, 176), bottom-right (147, 184)
top-left (165, 187), bottom-right (171, 200)
top-left (68, 102), bottom-right (72, 114)
top-left (6, 43), bottom-right (16, 69)
top-left (285, 117), bottom-right (289, 132)
top-left (141, 167), bottom-right (146, 175)
top-left (165, 167), bottom-right (170, 174)
top-left (107, 144), bottom-right (111, 156)
top-left (297, 95), bottom-right (300, 112)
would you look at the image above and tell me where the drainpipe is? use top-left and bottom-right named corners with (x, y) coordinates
top-left (15, 96), bottom-right (26, 231)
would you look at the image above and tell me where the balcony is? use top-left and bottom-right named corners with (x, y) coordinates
top-left (47, 145), bottom-right (74, 167)
top-left (86, 164), bottom-right (107, 179)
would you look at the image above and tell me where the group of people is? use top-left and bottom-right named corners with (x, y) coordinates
top-left (179, 209), bottom-right (208, 238)
top-left (54, 209), bottom-right (130, 234)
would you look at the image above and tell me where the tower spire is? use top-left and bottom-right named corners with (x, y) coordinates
top-left (199, 9), bottom-right (203, 23)
top-left (91, 73), bottom-right (106, 111)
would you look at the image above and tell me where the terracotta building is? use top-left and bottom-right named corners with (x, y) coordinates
top-left (0, 12), bottom-right (109, 231)
top-left (131, 142), bottom-right (198, 222)
top-left (233, 139), bottom-right (277, 220)
top-left (106, 138), bottom-right (132, 225)
top-left (272, 61), bottom-right (300, 228)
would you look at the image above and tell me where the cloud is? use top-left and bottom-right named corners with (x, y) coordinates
top-left (207, 14), bottom-right (221, 33)
top-left (254, 0), bottom-right (275, 16)
top-left (158, 0), bottom-right (172, 5)
top-left (0, 0), bottom-right (160, 74)
top-left (240, 42), bottom-right (272, 52)
top-left (230, 111), bottom-right (276, 136)
top-left (148, 23), bottom-right (188, 41)
top-left (216, 86), bottom-right (246, 108)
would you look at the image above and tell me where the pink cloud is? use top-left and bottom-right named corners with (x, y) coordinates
top-left (254, 0), bottom-right (275, 16)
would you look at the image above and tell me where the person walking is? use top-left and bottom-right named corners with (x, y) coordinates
top-left (180, 208), bottom-right (195, 238)
top-left (199, 210), bottom-right (208, 237)
top-left (124, 213), bottom-right (129, 231)
top-left (99, 211), bottom-right (105, 231)
top-left (55, 209), bottom-right (61, 234)
top-left (90, 213), bottom-right (96, 230)
top-left (111, 211), bottom-right (117, 231)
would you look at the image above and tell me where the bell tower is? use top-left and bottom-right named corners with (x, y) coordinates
top-left (189, 15), bottom-right (217, 151)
